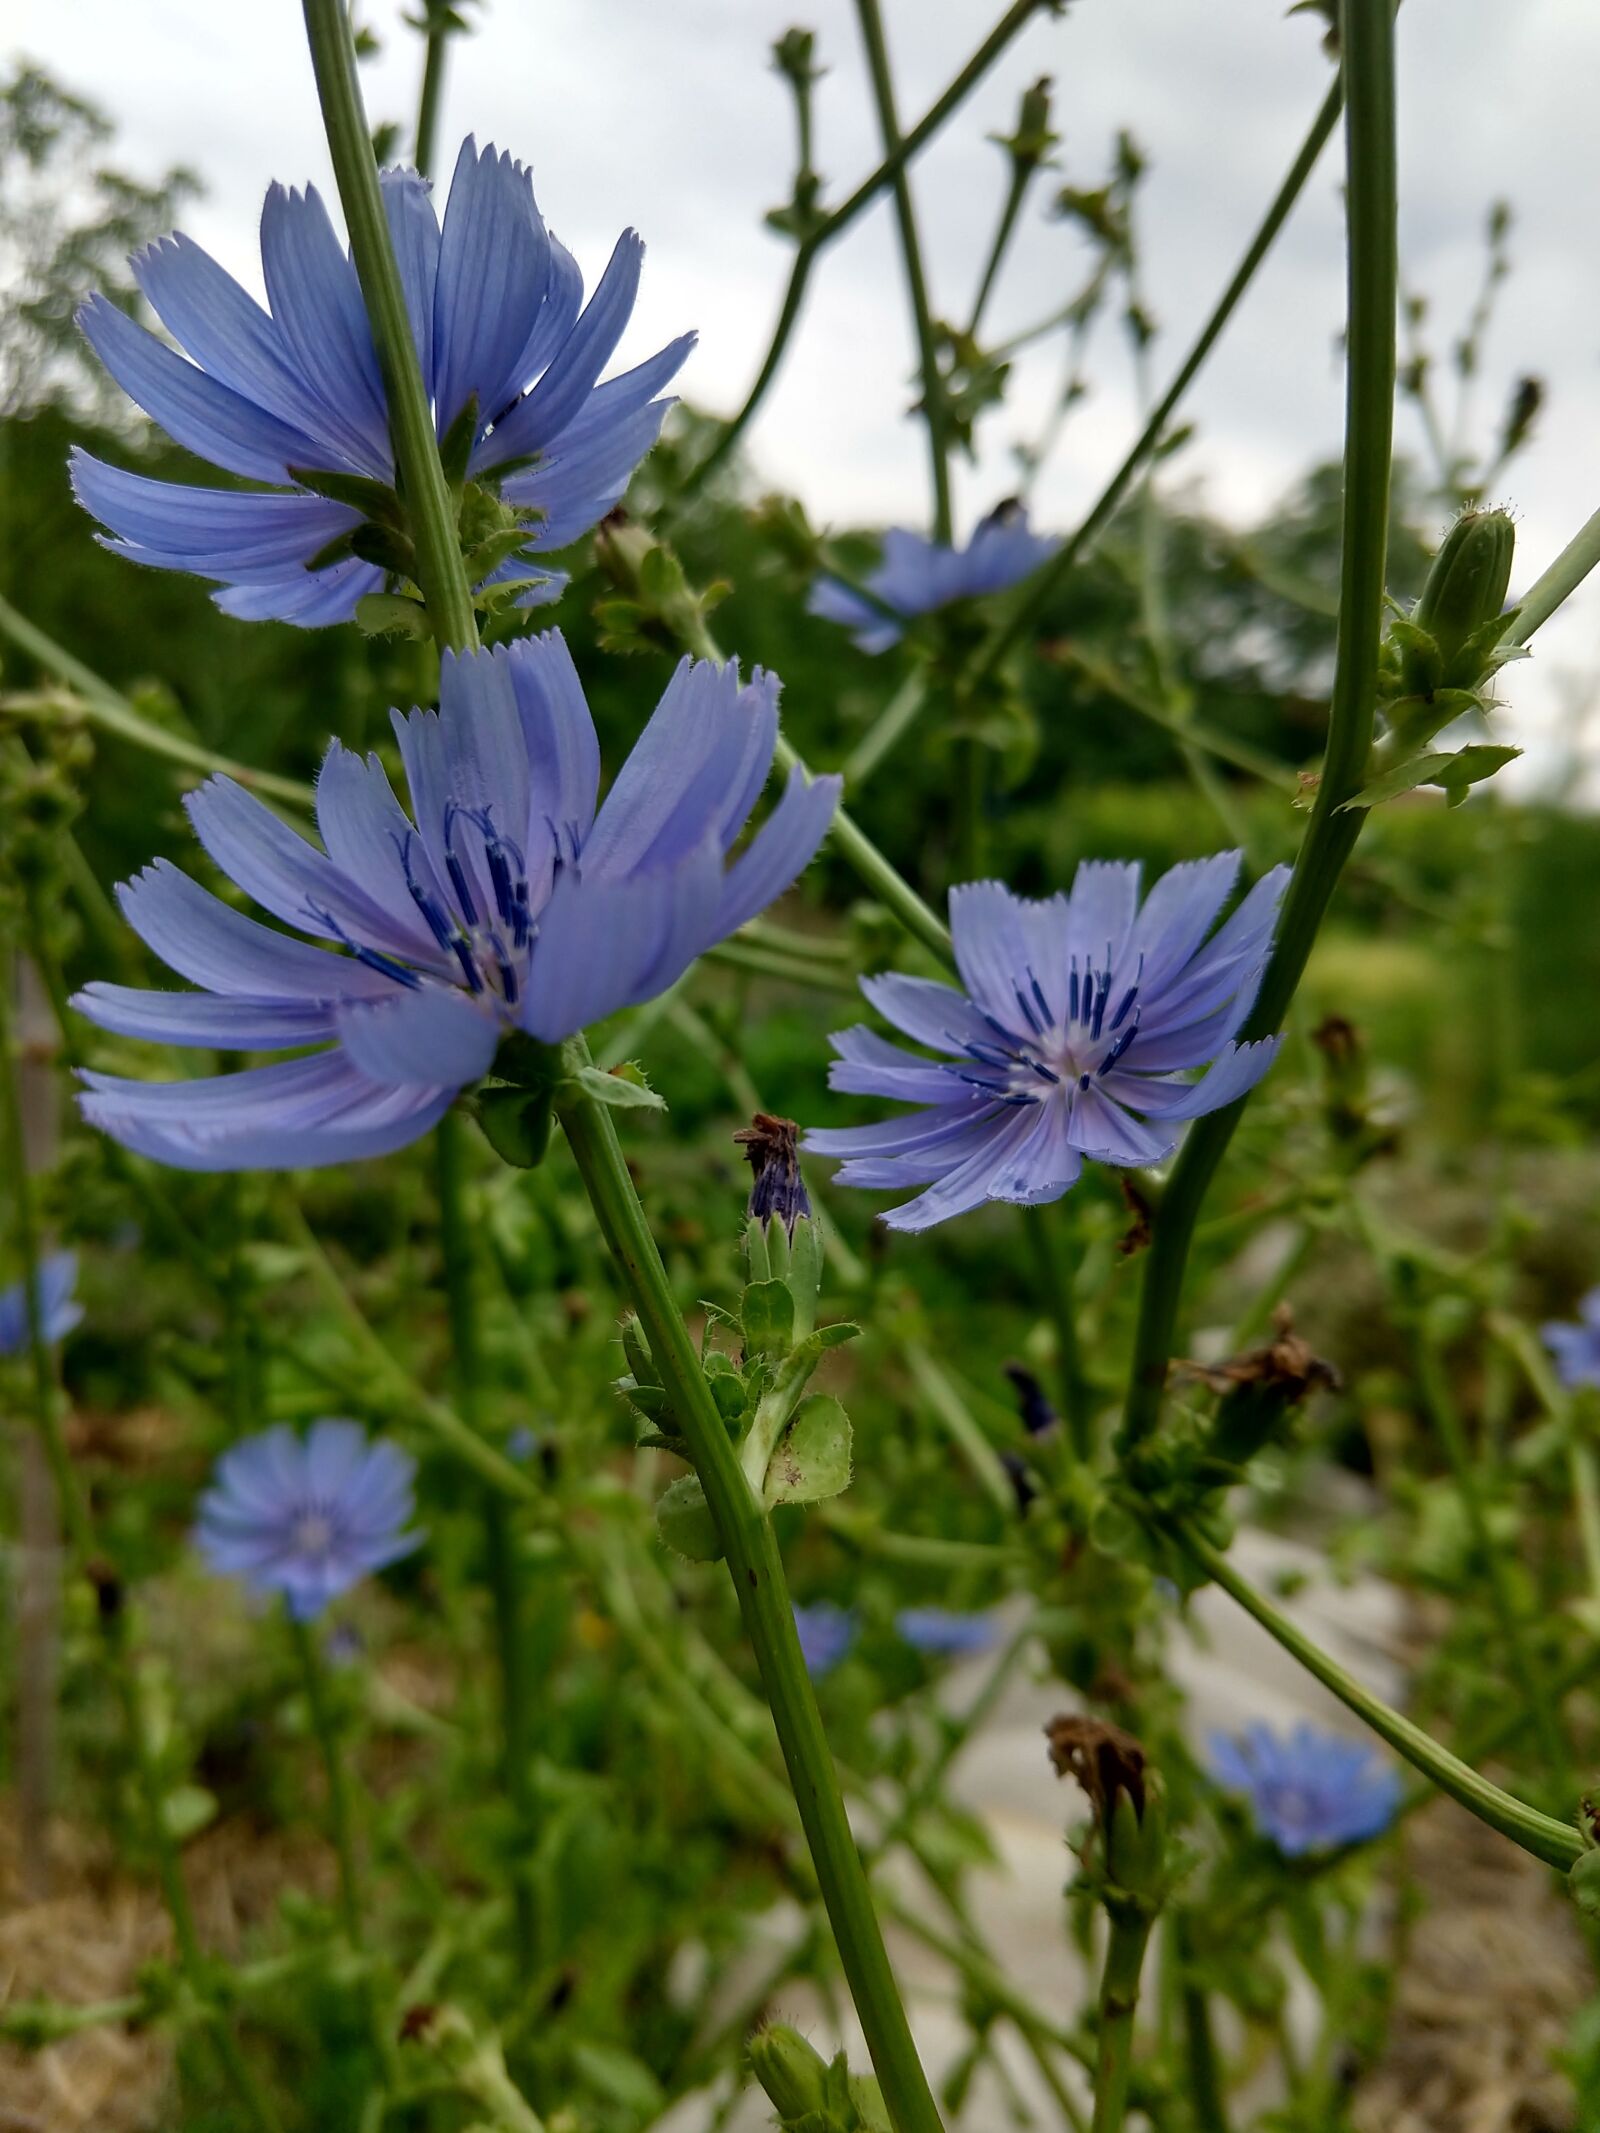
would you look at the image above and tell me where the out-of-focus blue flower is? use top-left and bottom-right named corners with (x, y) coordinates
top-left (195, 1418), bottom-right (420, 1620)
top-left (73, 636), bottom-right (839, 1171)
top-left (0, 1252), bottom-right (81, 1355)
top-left (72, 138), bottom-right (692, 626)
top-left (793, 1601), bottom-right (856, 1679)
top-left (1541, 1290), bottom-right (1600, 1390)
top-left (805, 853), bottom-right (1287, 1231)
top-left (1206, 1721), bottom-right (1401, 1857)
top-left (807, 503), bottom-right (1057, 653)
top-left (896, 1607), bottom-right (1001, 1658)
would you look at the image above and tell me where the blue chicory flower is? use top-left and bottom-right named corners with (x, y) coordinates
top-left (807, 502), bottom-right (1057, 653)
top-left (1206, 1721), bottom-right (1401, 1857)
top-left (804, 853), bottom-right (1287, 1231)
top-left (73, 635), bottom-right (839, 1170)
top-left (896, 1607), bottom-right (1001, 1658)
top-left (1541, 1290), bottom-right (1600, 1390)
top-left (72, 138), bottom-right (693, 626)
top-left (0, 1251), bottom-right (82, 1355)
top-left (195, 1418), bottom-right (420, 1620)
top-left (793, 1601), bottom-right (857, 1679)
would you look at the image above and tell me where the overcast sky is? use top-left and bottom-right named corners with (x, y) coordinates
top-left (11, 1), bottom-right (1600, 791)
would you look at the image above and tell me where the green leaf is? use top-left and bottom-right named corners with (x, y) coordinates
top-left (162, 1783), bottom-right (218, 1842)
top-left (471, 1086), bottom-right (552, 1168)
top-left (1435, 742), bottom-right (1522, 804)
top-left (1345, 741), bottom-right (1521, 812)
top-left (655, 1473), bottom-right (723, 1562)
top-left (438, 392), bottom-right (481, 489)
top-left (568, 1063), bottom-right (666, 1111)
top-left (741, 1278), bottom-right (794, 1358)
top-left (764, 1393), bottom-right (853, 1507)
top-left (355, 592), bottom-right (430, 640)
top-left (287, 463), bottom-right (404, 527)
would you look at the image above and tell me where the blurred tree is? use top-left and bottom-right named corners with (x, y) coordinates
top-left (0, 62), bottom-right (198, 421)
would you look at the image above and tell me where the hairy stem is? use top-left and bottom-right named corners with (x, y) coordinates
top-left (553, 1051), bottom-right (946, 2133)
top-left (1089, 1905), bottom-right (1154, 2133)
top-left (1172, 1520), bottom-right (1581, 1869)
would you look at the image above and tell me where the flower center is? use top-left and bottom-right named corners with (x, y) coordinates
top-left (942, 950), bottom-right (1144, 1107)
top-left (292, 1508), bottom-right (338, 1562)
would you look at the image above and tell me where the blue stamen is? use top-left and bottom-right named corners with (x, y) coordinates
top-left (445, 849), bottom-right (479, 929)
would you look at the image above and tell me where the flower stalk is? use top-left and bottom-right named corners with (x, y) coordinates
top-left (552, 1045), bottom-right (946, 2133)
top-left (437, 1109), bottom-right (538, 1971)
top-left (1116, 1), bottom-right (1393, 1455)
top-left (1171, 1518), bottom-right (1582, 1870)
top-left (301, 0), bottom-right (480, 652)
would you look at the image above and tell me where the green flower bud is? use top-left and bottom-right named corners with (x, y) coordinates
top-left (1411, 508), bottom-right (1515, 681)
top-left (748, 2025), bottom-right (832, 2122)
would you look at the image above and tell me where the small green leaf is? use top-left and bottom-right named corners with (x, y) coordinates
top-left (1435, 741), bottom-right (1522, 804)
top-left (1345, 741), bottom-right (1521, 812)
top-left (288, 463), bottom-right (405, 527)
top-left (355, 592), bottom-right (430, 640)
top-left (742, 1278), bottom-right (794, 1358)
top-left (569, 1064), bottom-right (666, 1111)
top-left (438, 392), bottom-right (481, 489)
top-left (764, 1393), bottom-right (853, 1507)
top-left (162, 1783), bottom-right (218, 1842)
top-left (471, 1085), bottom-right (552, 1168)
top-left (655, 1473), bottom-right (723, 1561)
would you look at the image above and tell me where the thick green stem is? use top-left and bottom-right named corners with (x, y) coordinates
top-left (290, 1614), bottom-right (363, 1945)
top-left (1172, 1520), bottom-right (1582, 1869)
top-left (552, 1056), bottom-right (945, 2133)
top-left (1090, 1908), bottom-right (1154, 2133)
top-left (975, 73), bottom-right (1343, 684)
top-left (1116, 10), bottom-right (1392, 1456)
top-left (302, 0), bottom-right (479, 651)
top-left (436, 1111), bottom-right (536, 1972)
top-left (853, 0), bottom-right (953, 542)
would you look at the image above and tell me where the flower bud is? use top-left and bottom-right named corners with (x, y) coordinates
top-left (748, 2025), bottom-right (832, 2122)
top-left (991, 77), bottom-right (1058, 174)
top-left (1410, 508), bottom-right (1515, 681)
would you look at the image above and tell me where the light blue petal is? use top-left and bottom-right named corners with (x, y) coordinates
top-left (1105, 1038), bottom-right (1281, 1122)
top-left (475, 229), bottom-right (642, 467)
top-left (116, 860), bottom-right (394, 1000)
top-left (859, 972), bottom-right (998, 1056)
top-left (433, 139), bottom-right (550, 431)
top-left (77, 294), bottom-right (324, 482)
top-left (713, 765), bottom-right (839, 937)
top-left (334, 986), bottom-right (498, 1088)
top-left (73, 982), bottom-right (337, 1050)
top-left (259, 183), bottom-right (390, 472)
top-left (379, 168), bottom-right (441, 404)
top-left (71, 451), bottom-right (359, 573)
top-left (212, 557), bottom-right (383, 627)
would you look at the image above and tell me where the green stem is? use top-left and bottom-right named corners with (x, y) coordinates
top-left (853, 0), bottom-right (953, 542)
top-left (290, 1614), bottom-right (363, 1945)
top-left (412, 10), bottom-right (451, 178)
top-left (974, 72), bottom-right (1343, 685)
top-left (1089, 1907), bottom-right (1154, 2133)
top-left (1172, 1914), bottom-right (1231, 2133)
top-left (965, 162), bottom-right (1031, 342)
top-left (436, 1111), bottom-right (536, 1972)
top-left (1410, 1328), bottom-right (1568, 1784)
top-left (1028, 1202), bottom-right (1094, 1461)
top-left (301, 0), bottom-right (479, 651)
top-left (1505, 504), bottom-right (1600, 647)
top-left (552, 1055), bottom-right (945, 2133)
top-left (0, 984), bottom-right (283, 2133)
top-left (841, 672), bottom-right (929, 788)
top-left (1172, 1519), bottom-right (1582, 1869)
top-left (1116, 10), bottom-right (1392, 1456)
top-left (688, 0), bottom-right (1046, 490)
top-left (775, 733), bottom-right (951, 964)
top-left (0, 592), bottom-right (312, 808)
